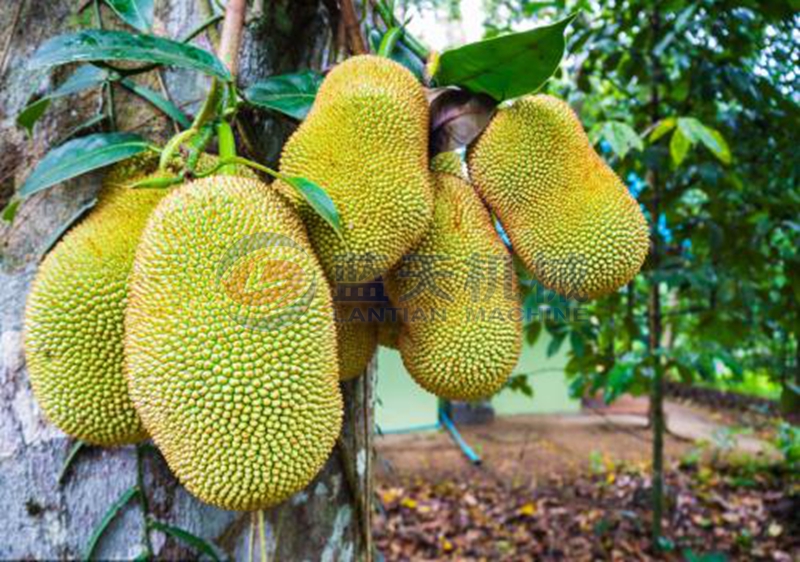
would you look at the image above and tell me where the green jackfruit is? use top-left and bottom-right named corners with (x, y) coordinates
top-left (385, 170), bottom-right (522, 401)
top-left (468, 95), bottom-right (649, 299)
top-left (334, 303), bottom-right (377, 381)
top-left (23, 156), bottom-right (168, 446)
top-left (430, 151), bottom-right (467, 179)
top-left (275, 55), bottom-right (434, 282)
top-left (376, 305), bottom-right (402, 350)
top-left (125, 175), bottom-right (342, 511)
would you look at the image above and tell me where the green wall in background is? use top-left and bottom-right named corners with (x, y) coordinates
top-left (375, 332), bottom-right (579, 433)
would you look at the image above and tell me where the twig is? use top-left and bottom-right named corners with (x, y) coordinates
top-left (340, 0), bottom-right (367, 55)
top-left (0, 0), bottom-right (25, 78)
top-left (217, 0), bottom-right (247, 78)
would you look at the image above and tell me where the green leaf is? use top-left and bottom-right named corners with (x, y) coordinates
top-left (148, 520), bottom-right (223, 562)
top-left (597, 121), bottom-right (643, 159)
top-left (120, 78), bottom-right (191, 128)
top-left (83, 486), bottom-right (140, 561)
top-left (547, 333), bottom-right (566, 358)
top-left (58, 440), bottom-right (88, 485)
top-left (434, 13), bottom-right (577, 101)
top-left (104, 0), bottom-right (153, 32)
top-left (677, 118), bottom-right (732, 165)
top-left (17, 99), bottom-right (51, 137)
top-left (649, 117), bottom-right (676, 142)
top-left (1, 199), bottom-right (22, 223)
top-left (670, 127), bottom-right (692, 167)
top-left (244, 71), bottom-right (323, 120)
top-left (282, 176), bottom-right (343, 236)
top-left (17, 66), bottom-right (111, 135)
top-left (28, 30), bottom-right (230, 81)
top-left (20, 132), bottom-right (151, 198)
top-left (525, 321), bottom-right (543, 346)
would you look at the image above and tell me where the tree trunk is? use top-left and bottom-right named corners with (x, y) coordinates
top-left (0, 1), bottom-right (374, 559)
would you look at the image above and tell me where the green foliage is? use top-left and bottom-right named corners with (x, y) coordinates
top-left (104, 0), bottom-right (154, 32)
top-left (245, 72), bottom-right (324, 120)
top-left (773, 421), bottom-right (800, 471)
top-left (20, 133), bottom-right (151, 197)
top-left (28, 30), bottom-right (231, 81)
top-left (434, 13), bottom-right (577, 101)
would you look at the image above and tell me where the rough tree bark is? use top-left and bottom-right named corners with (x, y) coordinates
top-left (0, 0), bottom-right (374, 559)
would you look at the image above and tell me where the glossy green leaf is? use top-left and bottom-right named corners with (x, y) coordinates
top-left (244, 72), bottom-right (323, 120)
top-left (57, 440), bottom-right (88, 485)
top-left (20, 132), bottom-right (151, 198)
top-left (596, 121), bottom-right (643, 159)
top-left (104, 0), bottom-right (154, 32)
top-left (28, 30), bottom-right (230, 81)
top-left (83, 486), bottom-right (140, 561)
top-left (148, 520), bottom-right (223, 562)
top-left (670, 127), bottom-right (691, 167)
top-left (282, 175), bottom-right (342, 236)
top-left (434, 13), bottom-right (577, 101)
top-left (120, 78), bottom-right (191, 128)
top-left (17, 66), bottom-right (111, 135)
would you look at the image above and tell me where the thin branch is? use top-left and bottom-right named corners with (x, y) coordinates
top-left (217, 0), bottom-right (247, 78)
top-left (340, 0), bottom-right (367, 55)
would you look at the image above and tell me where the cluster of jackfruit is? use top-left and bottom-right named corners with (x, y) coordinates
top-left (23, 56), bottom-right (648, 512)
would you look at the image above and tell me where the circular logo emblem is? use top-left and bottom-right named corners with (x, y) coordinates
top-left (216, 232), bottom-right (318, 331)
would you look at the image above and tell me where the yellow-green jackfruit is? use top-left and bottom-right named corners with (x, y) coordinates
top-left (334, 303), bottom-right (378, 381)
top-left (125, 175), bottom-right (342, 511)
top-left (468, 95), bottom-right (649, 299)
top-left (275, 55), bottom-right (434, 283)
top-left (376, 305), bottom-right (402, 350)
top-left (385, 169), bottom-right (522, 401)
top-left (430, 151), bottom-right (467, 179)
top-left (23, 156), bottom-right (168, 446)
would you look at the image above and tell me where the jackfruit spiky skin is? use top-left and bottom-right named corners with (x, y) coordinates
top-left (376, 306), bottom-right (402, 350)
top-left (23, 156), bottom-right (169, 446)
top-left (385, 172), bottom-right (522, 401)
top-left (125, 175), bottom-right (342, 511)
top-left (334, 303), bottom-right (378, 381)
top-left (468, 95), bottom-right (649, 299)
top-left (430, 151), bottom-right (467, 179)
top-left (275, 55), bottom-right (434, 283)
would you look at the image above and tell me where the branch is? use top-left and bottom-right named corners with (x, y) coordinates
top-left (218, 0), bottom-right (247, 78)
top-left (340, 0), bottom-right (367, 55)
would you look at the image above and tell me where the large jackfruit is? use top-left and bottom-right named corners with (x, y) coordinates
top-left (125, 175), bottom-right (342, 511)
top-left (468, 95), bottom-right (649, 299)
top-left (334, 303), bottom-right (377, 381)
top-left (23, 156), bottom-right (168, 446)
top-left (385, 168), bottom-right (522, 401)
top-left (275, 55), bottom-right (434, 282)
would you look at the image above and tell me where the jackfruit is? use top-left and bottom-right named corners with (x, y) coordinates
top-left (275, 55), bottom-right (434, 283)
top-left (125, 175), bottom-right (342, 511)
top-left (430, 151), bottom-right (467, 179)
top-left (23, 155), bottom-right (168, 446)
top-left (334, 303), bottom-right (377, 380)
top-left (376, 305), bottom-right (402, 350)
top-left (385, 169), bottom-right (522, 401)
top-left (468, 95), bottom-right (649, 299)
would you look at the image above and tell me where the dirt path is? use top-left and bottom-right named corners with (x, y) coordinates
top-left (375, 400), bottom-right (777, 484)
